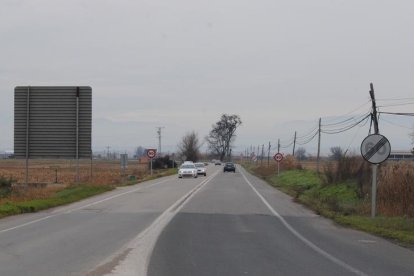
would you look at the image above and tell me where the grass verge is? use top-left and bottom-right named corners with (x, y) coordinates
top-left (0, 185), bottom-right (113, 219)
top-left (0, 168), bottom-right (178, 219)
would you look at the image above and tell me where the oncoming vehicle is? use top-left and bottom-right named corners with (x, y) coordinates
top-left (178, 163), bottom-right (198, 178)
top-left (194, 162), bottom-right (207, 176)
top-left (223, 162), bottom-right (236, 173)
top-left (214, 160), bottom-right (222, 165)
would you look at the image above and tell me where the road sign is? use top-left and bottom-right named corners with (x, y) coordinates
top-left (274, 153), bottom-right (283, 162)
top-left (146, 149), bottom-right (157, 159)
top-left (120, 154), bottom-right (128, 169)
top-left (251, 153), bottom-right (257, 162)
top-left (361, 134), bottom-right (391, 164)
top-left (14, 86), bottom-right (92, 159)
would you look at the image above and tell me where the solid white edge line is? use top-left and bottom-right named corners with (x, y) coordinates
top-left (0, 177), bottom-right (172, 234)
top-left (240, 168), bottom-right (369, 276)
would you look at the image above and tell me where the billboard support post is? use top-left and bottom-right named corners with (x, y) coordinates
top-left (76, 87), bottom-right (80, 183)
top-left (25, 87), bottom-right (30, 187)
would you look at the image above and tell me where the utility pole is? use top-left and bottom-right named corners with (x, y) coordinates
top-left (369, 83), bottom-right (379, 134)
top-left (317, 118), bottom-right (322, 173)
top-left (267, 141), bottom-right (271, 166)
top-left (369, 83), bottom-right (379, 218)
top-left (106, 146), bottom-right (111, 159)
top-left (157, 127), bottom-right (165, 157)
top-left (261, 144), bottom-right (264, 165)
top-left (292, 131), bottom-right (297, 156)
top-left (277, 139), bottom-right (280, 153)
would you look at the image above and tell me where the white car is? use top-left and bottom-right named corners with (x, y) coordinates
top-left (178, 163), bottom-right (198, 178)
top-left (194, 162), bottom-right (207, 176)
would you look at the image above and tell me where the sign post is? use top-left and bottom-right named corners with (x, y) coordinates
top-left (120, 154), bottom-right (128, 177)
top-left (146, 149), bottom-right (157, 176)
top-left (361, 134), bottom-right (391, 218)
top-left (273, 153), bottom-right (283, 176)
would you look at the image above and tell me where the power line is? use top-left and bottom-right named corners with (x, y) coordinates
top-left (379, 112), bottom-right (414, 116)
top-left (321, 114), bottom-right (370, 134)
top-left (379, 117), bottom-right (413, 130)
top-left (377, 102), bottom-right (414, 108)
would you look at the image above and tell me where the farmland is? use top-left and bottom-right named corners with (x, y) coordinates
top-left (0, 159), bottom-right (149, 186)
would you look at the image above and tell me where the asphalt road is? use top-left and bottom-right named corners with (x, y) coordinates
top-left (1, 164), bottom-right (414, 276)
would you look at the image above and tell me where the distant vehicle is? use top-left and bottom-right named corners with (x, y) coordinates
top-left (183, 161), bottom-right (194, 164)
top-left (194, 162), bottom-right (207, 176)
top-left (214, 160), bottom-right (222, 165)
top-left (178, 163), bottom-right (198, 178)
top-left (223, 162), bottom-right (236, 173)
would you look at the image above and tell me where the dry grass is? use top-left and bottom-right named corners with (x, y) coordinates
top-left (0, 159), bottom-right (149, 186)
top-left (0, 159), bottom-right (153, 206)
top-left (378, 161), bottom-right (414, 217)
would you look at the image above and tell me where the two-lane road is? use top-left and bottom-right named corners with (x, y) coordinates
top-left (1, 164), bottom-right (413, 275)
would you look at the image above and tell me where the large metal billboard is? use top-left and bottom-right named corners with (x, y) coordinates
top-left (14, 86), bottom-right (92, 159)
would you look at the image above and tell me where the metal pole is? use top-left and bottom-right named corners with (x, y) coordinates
top-left (277, 139), bottom-right (280, 153)
top-left (369, 83), bottom-right (379, 218)
top-left (371, 164), bottom-right (377, 218)
top-left (317, 119), bottom-right (322, 171)
top-left (150, 158), bottom-right (153, 176)
top-left (76, 87), bottom-right (80, 183)
top-left (25, 86), bottom-right (30, 187)
top-left (292, 131), bottom-right (297, 156)
top-left (277, 161), bottom-right (280, 176)
top-left (90, 150), bottom-right (93, 181)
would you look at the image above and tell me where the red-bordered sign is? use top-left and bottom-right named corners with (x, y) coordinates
top-left (273, 153), bottom-right (283, 162)
top-left (146, 149), bottom-right (157, 159)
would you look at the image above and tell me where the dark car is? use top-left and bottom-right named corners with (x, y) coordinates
top-left (223, 162), bottom-right (236, 173)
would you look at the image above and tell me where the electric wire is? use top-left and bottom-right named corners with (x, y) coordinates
top-left (321, 114), bottom-right (370, 134)
top-left (379, 116), bottom-right (413, 130)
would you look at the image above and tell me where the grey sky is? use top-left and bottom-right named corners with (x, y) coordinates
top-left (1, 0), bottom-right (413, 155)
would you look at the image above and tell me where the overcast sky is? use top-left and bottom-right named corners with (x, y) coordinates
top-left (1, 0), bottom-right (413, 156)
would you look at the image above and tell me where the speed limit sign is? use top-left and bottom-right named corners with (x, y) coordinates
top-left (146, 149), bottom-right (157, 159)
top-left (273, 153), bottom-right (283, 162)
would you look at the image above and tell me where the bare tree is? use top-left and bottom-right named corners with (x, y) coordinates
top-left (329, 146), bottom-right (344, 161)
top-left (134, 146), bottom-right (145, 159)
top-left (206, 114), bottom-right (242, 161)
top-left (410, 125), bottom-right (414, 154)
top-left (295, 147), bottom-right (307, 161)
top-left (177, 131), bottom-right (202, 162)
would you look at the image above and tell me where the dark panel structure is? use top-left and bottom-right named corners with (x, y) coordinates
top-left (14, 86), bottom-right (92, 159)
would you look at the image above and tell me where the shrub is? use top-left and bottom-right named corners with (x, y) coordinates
top-left (322, 156), bottom-right (370, 198)
top-left (0, 176), bottom-right (14, 197)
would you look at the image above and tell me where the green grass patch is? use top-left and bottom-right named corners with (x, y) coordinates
top-left (0, 185), bottom-right (113, 219)
top-left (335, 216), bottom-right (414, 246)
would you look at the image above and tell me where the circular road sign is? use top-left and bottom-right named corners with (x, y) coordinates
top-left (273, 153), bottom-right (283, 162)
top-left (146, 149), bottom-right (157, 159)
top-left (361, 134), bottom-right (391, 164)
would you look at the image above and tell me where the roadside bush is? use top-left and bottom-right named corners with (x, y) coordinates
top-left (280, 155), bottom-right (302, 171)
top-left (151, 155), bottom-right (177, 170)
top-left (0, 175), bottom-right (14, 197)
top-left (322, 156), bottom-right (370, 198)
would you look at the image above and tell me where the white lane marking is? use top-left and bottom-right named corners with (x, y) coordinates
top-left (102, 171), bottom-right (220, 276)
top-left (240, 169), bottom-right (369, 276)
top-left (0, 215), bottom-right (57, 234)
top-left (0, 178), bottom-right (172, 234)
top-left (65, 178), bottom-right (171, 214)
